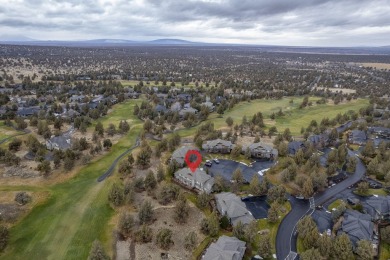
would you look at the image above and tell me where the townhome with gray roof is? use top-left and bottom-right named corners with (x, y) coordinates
top-left (215, 192), bottom-right (255, 226)
top-left (170, 146), bottom-right (199, 167)
top-left (338, 210), bottom-right (376, 247)
top-left (174, 168), bottom-right (214, 194)
top-left (202, 139), bottom-right (235, 154)
top-left (242, 142), bottom-right (277, 160)
top-left (203, 235), bottom-right (246, 260)
top-left (364, 195), bottom-right (390, 221)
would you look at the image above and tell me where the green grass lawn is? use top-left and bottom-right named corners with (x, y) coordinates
top-left (380, 241), bottom-right (390, 260)
top-left (0, 121), bottom-right (22, 140)
top-left (327, 199), bottom-right (344, 210)
top-left (176, 97), bottom-right (368, 137)
top-left (0, 100), bottom-right (143, 260)
top-left (354, 188), bottom-right (388, 197)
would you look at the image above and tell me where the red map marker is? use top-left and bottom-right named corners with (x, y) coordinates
top-left (185, 150), bottom-right (202, 173)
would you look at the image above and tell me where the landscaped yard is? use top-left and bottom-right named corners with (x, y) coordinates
top-left (328, 199), bottom-right (345, 210)
top-left (0, 100), bottom-right (143, 260)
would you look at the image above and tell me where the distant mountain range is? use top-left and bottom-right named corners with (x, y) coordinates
top-left (0, 36), bottom-right (208, 46)
top-left (0, 35), bottom-right (389, 55)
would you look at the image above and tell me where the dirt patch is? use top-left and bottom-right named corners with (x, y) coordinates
top-left (116, 240), bottom-right (131, 260)
top-left (134, 204), bottom-right (205, 260)
top-left (2, 165), bottom-right (40, 178)
top-left (360, 62), bottom-right (390, 70)
top-left (316, 87), bottom-right (356, 94)
top-left (0, 203), bottom-right (26, 223)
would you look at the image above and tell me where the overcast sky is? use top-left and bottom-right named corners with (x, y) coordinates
top-left (1, 0), bottom-right (390, 46)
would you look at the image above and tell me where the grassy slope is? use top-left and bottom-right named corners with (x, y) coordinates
top-left (177, 98), bottom-right (368, 137)
top-left (0, 121), bottom-right (22, 140)
top-left (0, 99), bottom-right (143, 260)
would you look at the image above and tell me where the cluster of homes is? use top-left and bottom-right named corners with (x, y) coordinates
top-left (0, 85), bottom-right (140, 119)
top-left (172, 140), bottom-right (277, 194)
top-left (313, 195), bottom-right (390, 255)
top-left (152, 89), bottom-right (223, 119)
top-left (348, 127), bottom-right (390, 147)
top-left (199, 191), bottom-right (257, 259)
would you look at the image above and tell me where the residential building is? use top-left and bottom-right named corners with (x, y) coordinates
top-left (46, 135), bottom-right (72, 150)
top-left (364, 195), bottom-right (390, 221)
top-left (242, 142), bottom-right (277, 159)
top-left (179, 106), bottom-right (198, 118)
top-left (308, 133), bottom-right (329, 147)
top-left (369, 127), bottom-right (390, 139)
top-left (202, 139), bottom-right (235, 154)
top-left (171, 146), bottom-right (199, 167)
top-left (16, 106), bottom-right (41, 117)
top-left (348, 130), bottom-right (367, 145)
top-left (174, 168), bottom-right (214, 194)
top-left (203, 236), bottom-right (246, 260)
top-left (338, 210), bottom-right (374, 247)
top-left (215, 192), bottom-right (255, 226)
top-left (287, 141), bottom-right (305, 155)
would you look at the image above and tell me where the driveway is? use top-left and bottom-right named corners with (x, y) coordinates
top-left (242, 195), bottom-right (270, 219)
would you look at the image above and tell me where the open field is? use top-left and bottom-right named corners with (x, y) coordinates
top-left (177, 97), bottom-right (368, 137)
top-left (0, 100), bottom-right (143, 260)
top-left (360, 63), bottom-right (390, 70)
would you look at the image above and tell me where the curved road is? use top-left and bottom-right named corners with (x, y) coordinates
top-left (276, 150), bottom-right (366, 260)
top-left (97, 137), bottom-right (140, 182)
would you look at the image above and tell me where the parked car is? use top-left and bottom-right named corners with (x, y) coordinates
top-left (347, 197), bottom-right (356, 205)
top-left (369, 182), bottom-right (382, 189)
top-left (213, 158), bottom-right (220, 164)
top-left (296, 195), bottom-right (304, 200)
top-left (205, 160), bottom-right (212, 167)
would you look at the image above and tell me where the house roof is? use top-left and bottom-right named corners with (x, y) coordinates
top-left (48, 135), bottom-right (72, 150)
top-left (171, 146), bottom-right (199, 165)
top-left (365, 195), bottom-right (390, 218)
top-left (16, 106), bottom-right (40, 116)
top-left (202, 139), bottom-right (235, 150)
top-left (154, 104), bottom-right (167, 113)
top-left (215, 192), bottom-right (255, 226)
top-left (350, 130), bottom-right (367, 141)
top-left (203, 236), bottom-right (246, 260)
top-left (242, 142), bottom-right (277, 155)
top-left (288, 141), bottom-right (305, 155)
top-left (340, 209), bottom-right (373, 246)
top-left (179, 107), bottom-right (198, 116)
top-left (174, 168), bottom-right (214, 193)
top-left (369, 127), bottom-right (390, 134)
top-left (308, 133), bottom-right (329, 144)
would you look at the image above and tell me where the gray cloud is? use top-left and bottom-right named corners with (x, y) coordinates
top-left (0, 0), bottom-right (389, 46)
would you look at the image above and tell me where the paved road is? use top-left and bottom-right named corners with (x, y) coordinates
top-left (276, 150), bottom-right (366, 259)
top-left (97, 137), bottom-right (140, 182)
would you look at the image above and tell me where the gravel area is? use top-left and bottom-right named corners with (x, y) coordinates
top-left (134, 204), bottom-right (205, 260)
